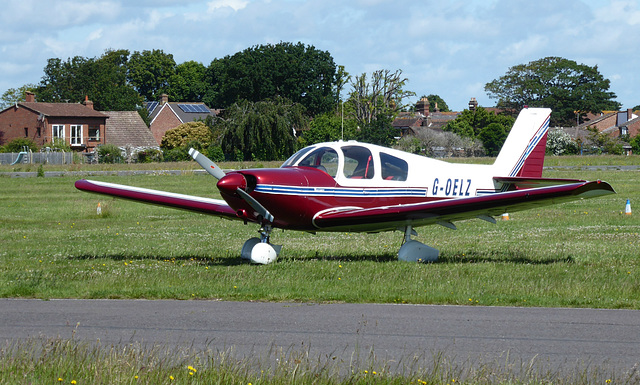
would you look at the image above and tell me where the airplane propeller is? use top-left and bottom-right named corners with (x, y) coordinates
top-left (189, 148), bottom-right (226, 180)
top-left (189, 148), bottom-right (280, 264)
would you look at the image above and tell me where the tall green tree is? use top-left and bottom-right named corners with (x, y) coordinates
top-left (36, 50), bottom-right (141, 110)
top-left (423, 94), bottom-right (450, 112)
top-left (301, 112), bottom-right (357, 146)
top-left (347, 69), bottom-right (415, 125)
top-left (485, 57), bottom-right (621, 126)
top-left (1, 84), bottom-right (37, 109)
top-left (204, 42), bottom-right (337, 115)
top-left (219, 97), bottom-right (308, 161)
top-left (127, 49), bottom-right (176, 101)
top-left (166, 61), bottom-right (207, 102)
top-left (443, 107), bottom-right (515, 155)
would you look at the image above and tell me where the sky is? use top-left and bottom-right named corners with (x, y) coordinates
top-left (1, 0), bottom-right (639, 111)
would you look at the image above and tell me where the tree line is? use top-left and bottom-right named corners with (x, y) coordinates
top-left (1, 44), bottom-right (634, 159)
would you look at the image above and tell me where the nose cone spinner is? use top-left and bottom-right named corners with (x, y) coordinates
top-left (216, 172), bottom-right (248, 197)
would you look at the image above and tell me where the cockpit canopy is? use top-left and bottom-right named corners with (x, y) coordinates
top-left (282, 142), bottom-right (409, 182)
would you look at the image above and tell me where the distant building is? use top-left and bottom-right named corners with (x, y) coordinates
top-left (146, 94), bottom-right (217, 145)
top-left (0, 92), bottom-right (108, 152)
top-left (103, 111), bottom-right (159, 153)
top-left (391, 96), bottom-right (463, 135)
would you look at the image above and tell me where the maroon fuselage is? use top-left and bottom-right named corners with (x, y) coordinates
top-left (217, 167), bottom-right (434, 231)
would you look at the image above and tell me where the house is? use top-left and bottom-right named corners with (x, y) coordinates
top-left (103, 111), bottom-right (159, 153)
top-left (0, 92), bottom-right (108, 152)
top-left (392, 97), bottom-right (462, 135)
top-left (146, 94), bottom-right (217, 145)
top-left (579, 109), bottom-right (640, 138)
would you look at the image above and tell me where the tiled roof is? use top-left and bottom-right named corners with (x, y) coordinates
top-left (149, 102), bottom-right (215, 125)
top-left (19, 102), bottom-right (108, 118)
top-left (103, 111), bottom-right (158, 148)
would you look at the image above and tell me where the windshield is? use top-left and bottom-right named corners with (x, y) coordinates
top-left (281, 147), bottom-right (314, 168)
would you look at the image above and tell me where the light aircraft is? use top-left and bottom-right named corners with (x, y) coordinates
top-left (76, 108), bottom-right (615, 264)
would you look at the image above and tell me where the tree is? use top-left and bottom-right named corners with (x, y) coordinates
top-left (219, 97), bottom-right (308, 161)
top-left (346, 69), bottom-right (415, 125)
top-left (127, 49), bottom-right (176, 101)
top-left (204, 42), bottom-right (337, 115)
top-left (443, 107), bottom-right (515, 155)
top-left (37, 50), bottom-right (141, 111)
top-left (423, 94), bottom-right (450, 112)
top-left (478, 123), bottom-right (507, 156)
top-left (485, 57), bottom-right (621, 126)
top-left (166, 61), bottom-right (207, 102)
top-left (302, 112), bottom-right (357, 146)
top-left (355, 114), bottom-right (397, 147)
top-left (1, 84), bottom-right (37, 109)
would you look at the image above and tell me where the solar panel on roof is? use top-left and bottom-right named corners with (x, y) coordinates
top-left (146, 101), bottom-right (159, 112)
top-left (178, 104), bottom-right (210, 113)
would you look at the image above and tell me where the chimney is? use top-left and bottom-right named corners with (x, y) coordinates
top-left (25, 91), bottom-right (35, 103)
top-left (83, 95), bottom-right (94, 110)
top-left (160, 93), bottom-right (169, 105)
top-left (415, 97), bottom-right (429, 117)
top-left (469, 97), bottom-right (478, 111)
top-left (628, 108), bottom-right (633, 121)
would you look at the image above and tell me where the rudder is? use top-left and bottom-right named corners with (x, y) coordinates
top-left (493, 108), bottom-right (551, 178)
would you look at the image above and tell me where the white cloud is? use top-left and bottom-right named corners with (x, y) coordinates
top-left (207, 0), bottom-right (249, 12)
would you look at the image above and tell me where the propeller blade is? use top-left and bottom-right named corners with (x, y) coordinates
top-left (189, 148), bottom-right (226, 180)
top-left (236, 188), bottom-right (274, 223)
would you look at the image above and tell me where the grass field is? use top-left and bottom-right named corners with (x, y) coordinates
top-left (2, 156), bottom-right (639, 384)
top-left (1, 156), bottom-right (638, 308)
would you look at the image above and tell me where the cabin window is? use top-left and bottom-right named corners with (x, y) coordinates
top-left (52, 124), bottom-right (65, 140)
top-left (342, 146), bottom-right (374, 179)
top-left (298, 147), bottom-right (338, 177)
top-left (88, 126), bottom-right (100, 141)
top-left (70, 124), bottom-right (83, 146)
top-left (380, 152), bottom-right (408, 181)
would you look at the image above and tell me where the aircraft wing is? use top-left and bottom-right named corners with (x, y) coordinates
top-left (75, 179), bottom-right (237, 219)
top-left (312, 180), bottom-right (615, 232)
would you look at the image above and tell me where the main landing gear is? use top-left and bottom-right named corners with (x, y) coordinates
top-left (397, 225), bottom-right (439, 262)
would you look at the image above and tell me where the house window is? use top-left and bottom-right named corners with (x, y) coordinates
top-left (620, 126), bottom-right (629, 136)
top-left (52, 124), bottom-right (65, 140)
top-left (24, 127), bottom-right (28, 137)
top-left (37, 127), bottom-right (41, 137)
top-left (70, 124), bottom-right (83, 146)
top-left (88, 126), bottom-right (100, 141)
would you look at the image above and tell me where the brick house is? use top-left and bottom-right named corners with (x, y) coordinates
top-left (147, 94), bottom-right (217, 145)
top-left (579, 109), bottom-right (640, 138)
top-left (392, 97), bottom-right (462, 135)
top-left (0, 92), bottom-right (108, 152)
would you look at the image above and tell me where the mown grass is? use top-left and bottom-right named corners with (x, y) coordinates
top-left (1, 156), bottom-right (638, 308)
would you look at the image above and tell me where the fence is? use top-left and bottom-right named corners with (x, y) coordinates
top-left (0, 151), bottom-right (76, 165)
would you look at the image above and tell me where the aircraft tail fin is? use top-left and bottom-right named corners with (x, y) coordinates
top-left (493, 107), bottom-right (551, 178)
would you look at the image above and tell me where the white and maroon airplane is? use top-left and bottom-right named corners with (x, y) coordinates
top-left (76, 108), bottom-right (615, 264)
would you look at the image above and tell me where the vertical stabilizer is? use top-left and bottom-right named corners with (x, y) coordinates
top-left (493, 108), bottom-right (551, 178)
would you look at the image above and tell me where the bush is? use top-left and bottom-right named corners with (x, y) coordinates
top-left (163, 147), bottom-right (190, 162)
top-left (136, 148), bottom-right (163, 163)
top-left (206, 145), bottom-right (225, 162)
top-left (161, 122), bottom-right (212, 151)
top-left (546, 128), bottom-right (579, 155)
top-left (4, 138), bottom-right (38, 153)
top-left (97, 144), bottom-right (123, 163)
top-left (43, 138), bottom-right (71, 152)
